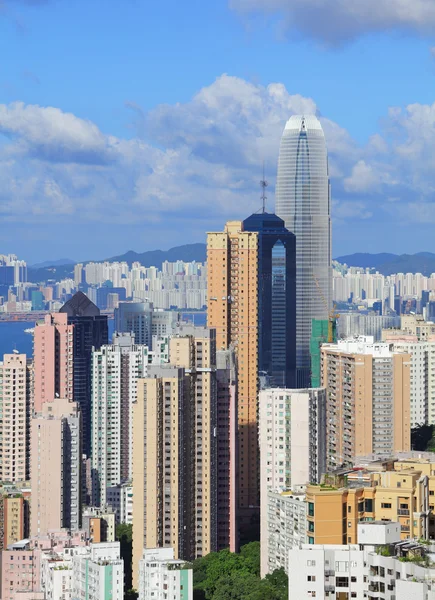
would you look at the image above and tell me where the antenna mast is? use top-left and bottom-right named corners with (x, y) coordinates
top-left (260, 162), bottom-right (268, 214)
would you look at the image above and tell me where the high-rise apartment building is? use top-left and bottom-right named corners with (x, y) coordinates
top-left (0, 353), bottom-right (32, 483)
top-left (33, 312), bottom-right (74, 412)
top-left (321, 337), bottom-right (411, 469)
top-left (207, 221), bottom-right (259, 517)
top-left (132, 365), bottom-right (193, 589)
top-left (60, 291), bottom-right (108, 456)
top-left (91, 333), bottom-right (167, 505)
top-left (207, 215), bottom-right (296, 520)
top-left (276, 115), bottom-right (332, 387)
top-left (132, 325), bottom-right (235, 587)
top-left (114, 301), bottom-right (179, 348)
top-left (31, 399), bottom-right (82, 536)
top-left (259, 388), bottom-right (326, 576)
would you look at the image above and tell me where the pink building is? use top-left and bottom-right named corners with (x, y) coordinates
top-left (0, 541), bottom-right (41, 600)
top-left (0, 354), bottom-right (32, 483)
top-left (31, 400), bottom-right (82, 537)
top-left (33, 313), bottom-right (74, 413)
top-left (1, 530), bottom-right (88, 600)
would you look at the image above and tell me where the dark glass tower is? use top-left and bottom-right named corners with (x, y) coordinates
top-left (243, 213), bottom-right (296, 388)
top-left (60, 292), bottom-right (108, 456)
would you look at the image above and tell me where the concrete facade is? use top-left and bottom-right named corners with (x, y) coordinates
top-left (31, 399), bottom-right (82, 536)
top-left (321, 337), bottom-right (411, 468)
top-left (138, 547), bottom-right (193, 600)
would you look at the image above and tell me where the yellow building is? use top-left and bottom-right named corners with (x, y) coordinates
top-left (306, 456), bottom-right (435, 545)
top-left (207, 221), bottom-right (259, 514)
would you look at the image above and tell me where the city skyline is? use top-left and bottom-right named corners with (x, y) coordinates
top-left (2, 1), bottom-right (435, 261)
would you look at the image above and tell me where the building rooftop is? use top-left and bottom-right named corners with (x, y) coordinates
top-left (60, 291), bottom-right (100, 317)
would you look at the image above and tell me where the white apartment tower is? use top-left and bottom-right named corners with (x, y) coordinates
top-left (91, 333), bottom-right (167, 506)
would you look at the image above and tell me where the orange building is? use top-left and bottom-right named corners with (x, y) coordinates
top-left (207, 221), bottom-right (259, 516)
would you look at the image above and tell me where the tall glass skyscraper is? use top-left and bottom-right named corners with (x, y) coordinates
top-left (275, 115), bottom-right (331, 388)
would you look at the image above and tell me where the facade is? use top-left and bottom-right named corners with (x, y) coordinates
top-left (2, 492), bottom-right (29, 548)
top-left (106, 482), bottom-right (133, 524)
top-left (31, 399), bottom-right (82, 536)
top-left (288, 522), bottom-right (435, 600)
top-left (33, 312), bottom-right (74, 412)
top-left (242, 212), bottom-right (296, 388)
top-left (382, 327), bottom-right (435, 426)
top-left (275, 114), bottom-right (332, 388)
top-left (114, 301), bottom-right (179, 348)
top-left (259, 388), bottom-right (326, 576)
top-left (138, 548), bottom-right (193, 600)
top-left (216, 348), bottom-right (238, 552)
top-left (310, 319), bottom-right (336, 388)
top-left (82, 507), bottom-right (116, 543)
top-left (91, 333), bottom-right (167, 506)
top-left (0, 353), bottom-right (32, 483)
top-left (263, 490), bottom-right (307, 577)
top-left (1, 541), bottom-right (41, 600)
top-left (321, 337), bottom-right (411, 468)
top-left (72, 542), bottom-right (124, 600)
top-left (132, 365), bottom-right (193, 589)
top-left (339, 313), bottom-right (401, 341)
top-left (60, 291), bottom-right (108, 456)
top-left (207, 220), bottom-right (259, 516)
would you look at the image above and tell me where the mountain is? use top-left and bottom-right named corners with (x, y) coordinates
top-left (334, 252), bottom-right (435, 276)
top-left (31, 258), bottom-right (76, 269)
top-left (27, 243), bottom-right (207, 283)
top-left (105, 243), bottom-right (207, 266)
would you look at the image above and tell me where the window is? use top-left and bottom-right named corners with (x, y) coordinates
top-left (381, 503), bottom-right (392, 509)
top-left (307, 575), bottom-right (316, 582)
top-left (308, 503), bottom-right (314, 517)
top-left (308, 521), bottom-right (315, 532)
top-left (308, 537), bottom-right (314, 545)
top-left (307, 560), bottom-right (316, 566)
top-left (365, 499), bottom-right (373, 512)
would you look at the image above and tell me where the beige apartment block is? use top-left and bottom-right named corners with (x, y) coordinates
top-left (0, 353), bottom-right (32, 483)
top-left (31, 399), bottom-right (82, 536)
top-left (207, 220), bottom-right (259, 513)
top-left (132, 366), bottom-right (193, 589)
top-left (321, 337), bottom-right (411, 469)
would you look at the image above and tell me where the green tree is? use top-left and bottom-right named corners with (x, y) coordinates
top-left (116, 523), bottom-right (133, 593)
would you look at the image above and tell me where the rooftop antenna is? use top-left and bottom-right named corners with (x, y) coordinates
top-left (260, 161), bottom-right (268, 214)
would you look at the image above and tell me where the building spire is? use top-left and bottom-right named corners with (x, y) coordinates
top-left (260, 161), bottom-right (268, 213)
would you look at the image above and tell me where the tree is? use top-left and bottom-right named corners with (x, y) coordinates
top-left (116, 523), bottom-right (133, 593)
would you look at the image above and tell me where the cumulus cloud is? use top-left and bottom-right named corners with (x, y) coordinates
top-left (0, 102), bottom-right (116, 164)
top-left (1, 74), bottom-right (435, 238)
top-left (229, 0), bottom-right (435, 44)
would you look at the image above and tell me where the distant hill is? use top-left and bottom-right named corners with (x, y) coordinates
top-left (27, 243), bottom-right (207, 283)
top-left (335, 252), bottom-right (435, 276)
top-left (105, 243), bottom-right (207, 267)
top-left (31, 258), bottom-right (76, 269)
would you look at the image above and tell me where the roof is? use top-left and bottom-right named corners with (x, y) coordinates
top-left (284, 114), bottom-right (323, 133)
top-left (60, 292), bottom-right (100, 317)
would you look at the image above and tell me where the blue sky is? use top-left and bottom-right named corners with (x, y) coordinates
top-left (1, 0), bottom-right (435, 262)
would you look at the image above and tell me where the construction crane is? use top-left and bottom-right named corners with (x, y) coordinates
top-left (312, 274), bottom-right (339, 343)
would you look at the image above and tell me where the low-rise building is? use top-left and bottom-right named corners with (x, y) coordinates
top-left (106, 482), bottom-right (133, 525)
top-left (82, 506), bottom-right (116, 542)
top-left (138, 547), bottom-right (192, 600)
top-left (72, 542), bottom-right (124, 600)
top-left (289, 522), bottom-right (435, 600)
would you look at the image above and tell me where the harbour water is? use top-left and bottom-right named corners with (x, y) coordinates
top-left (0, 312), bottom-right (206, 358)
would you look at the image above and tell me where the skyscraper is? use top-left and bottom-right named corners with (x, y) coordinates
top-left (276, 115), bottom-right (332, 388)
top-left (60, 291), bottom-right (108, 456)
top-left (243, 213), bottom-right (296, 388)
top-left (207, 215), bottom-right (296, 529)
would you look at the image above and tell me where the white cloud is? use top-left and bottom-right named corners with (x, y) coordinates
top-left (230, 0), bottom-right (435, 44)
top-left (0, 102), bottom-right (116, 164)
top-left (1, 75), bottom-right (435, 234)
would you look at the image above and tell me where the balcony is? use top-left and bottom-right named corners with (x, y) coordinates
top-left (397, 509), bottom-right (409, 516)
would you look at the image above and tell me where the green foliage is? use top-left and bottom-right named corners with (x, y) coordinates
top-left (411, 424), bottom-right (434, 451)
top-left (116, 523), bottom-right (133, 593)
top-left (193, 543), bottom-right (288, 600)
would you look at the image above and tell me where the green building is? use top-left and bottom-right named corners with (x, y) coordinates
top-left (310, 318), bottom-right (337, 388)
